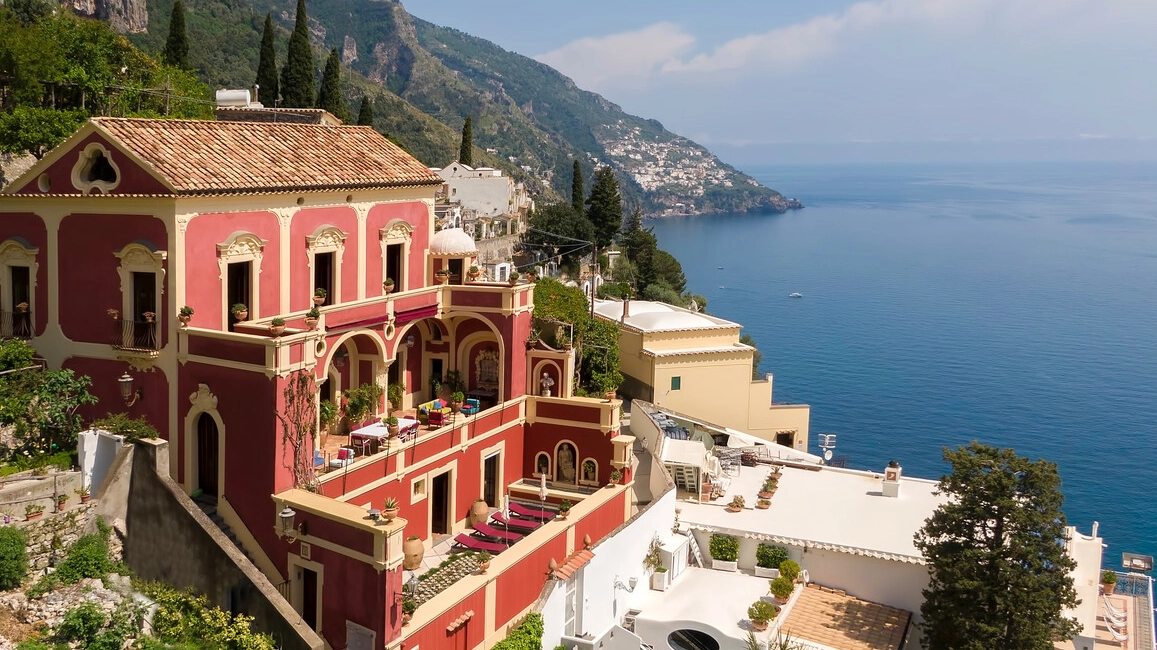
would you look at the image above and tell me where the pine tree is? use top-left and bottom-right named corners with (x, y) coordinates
top-left (458, 116), bottom-right (473, 166)
top-left (622, 207), bottom-right (658, 292)
top-left (254, 14), bottom-right (279, 105)
top-left (356, 96), bottom-right (374, 126)
top-left (585, 166), bottom-right (623, 252)
top-left (915, 443), bottom-right (1080, 650)
top-left (280, 0), bottom-right (315, 108)
top-left (316, 48), bottom-right (349, 122)
top-left (162, 0), bottom-right (189, 70)
top-left (571, 159), bottom-right (584, 214)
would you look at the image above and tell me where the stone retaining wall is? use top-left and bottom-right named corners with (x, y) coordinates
top-left (13, 503), bottom-right (98, 573)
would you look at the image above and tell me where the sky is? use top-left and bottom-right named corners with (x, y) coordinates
top-left (405, 0), bottom-right (1157, 164)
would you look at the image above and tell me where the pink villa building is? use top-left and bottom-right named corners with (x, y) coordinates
top-left (0, 117), bottom-right (636, 649)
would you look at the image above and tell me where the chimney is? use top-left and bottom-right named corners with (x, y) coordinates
top-left (882, 460), bottom-right (902, 498)
top-left (621, 297), bottom-right (630, 324)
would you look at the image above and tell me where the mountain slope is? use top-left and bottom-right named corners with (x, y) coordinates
top-left (123, 0), bottom-right (800, 215)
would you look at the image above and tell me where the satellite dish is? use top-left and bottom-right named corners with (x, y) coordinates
top-left (824, 449), bottom-right (833, 461)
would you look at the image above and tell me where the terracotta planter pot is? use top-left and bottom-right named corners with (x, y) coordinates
top-left (56, 502), bottom-right (66, 512)
top-left (773, 595), bottom-right (789, 605)
top-left (304, 317), bottom-right (318, 331)
top-left (758, 491), bottom-right (773, 499)
top-left (270, 325), bottom-right (286, 336)
top-left (177, 314), bottom-right (191, 326)
top-left (756, 502), bottom-right (770, 510)
top-left (558, 510), bottom-right (569, 520)
top-left (403, 537), bottom-right (424, 570)
top-left (387, 423), bottom-right (400, 438)
top-left (383, 282), bottom-right (395, 293)
top-left (450, 401), bottom-right (462, 414)
top-left (233, 309), bottom-right (248, 322)
top-left (467, 271), bottom-right (481, 282)
top-left (1102, 582), bottom-right (1116, 595)
top-left (401, 613), bottom-right (412, 626)
top-left (751, 620), bottom-right (769, 632)
top-left (313, 296), bottom-right (325, 306)
top-left (604, 390), bottom-right (616, 401)
top-left (382, 507), bottom-right (399, 521)
top-left (478, 560), bottom-right (491, 574)
top-left (26, 511), bottom-right (42, 521)
top-left (726, 506), bottom-right (742, 513)
top-left (80, 494), bottom-right (90, 504)
top-left (435, 274), bottom-right (449, 285)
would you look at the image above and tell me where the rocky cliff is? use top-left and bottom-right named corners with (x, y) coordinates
top-left (66, 0), bottom-right (147, 34)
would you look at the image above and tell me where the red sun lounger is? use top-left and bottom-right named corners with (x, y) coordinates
top-left (453, 533), bottom-right (508, 554)
top-left (472, 521), bottom-right (523, 542)
top-left (491, 511), bottom-right (542, 532)
top-left (508, 502), bottom-right (556, 521)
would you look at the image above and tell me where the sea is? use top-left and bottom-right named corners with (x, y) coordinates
top-left (648, 162), bottom-right (1157, 565)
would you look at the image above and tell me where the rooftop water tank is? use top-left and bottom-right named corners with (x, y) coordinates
top-left (215, 89), bottom-right (251, 107)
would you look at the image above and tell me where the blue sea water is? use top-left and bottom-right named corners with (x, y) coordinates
top-left (649, 162), bottom-right (1157, 564)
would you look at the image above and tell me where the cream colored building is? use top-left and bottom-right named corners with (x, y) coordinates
top-left (594, 299), bottom-right (810, 451)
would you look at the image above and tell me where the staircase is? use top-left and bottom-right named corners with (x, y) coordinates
top-left (194, 496), bottom-right (252, 561)
top-left (686, 531), bottom-right (704, 567)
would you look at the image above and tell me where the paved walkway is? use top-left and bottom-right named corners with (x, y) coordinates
top-left (783, 584), bottom-right (910, 650)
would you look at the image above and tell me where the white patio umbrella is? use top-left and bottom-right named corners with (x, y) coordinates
top-left (539, 472), bottom-right (548, 519)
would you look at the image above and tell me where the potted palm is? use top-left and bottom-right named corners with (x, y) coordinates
top-left (313, 288), bottom-right (327, 306)
top-left (709, 533), bottom-right (739, 571)
top-left (269, 317), bottom-right (286, 336)
top-left (748, 600), bottom-right (778, 632)
top-left (449, 391), bottom-right (465, 413)
top-left (305, 306), bottom-right (320, 331)
top-left (382, 497), bottom-right (399, 522)
top-left (177, 305), bottom-right (194, 326)
top-left (770, 576), bottom-right (794, 604)
top-left (1102, 570), bottom-right (1118, 595)
top-left (231, 303), bottom-right (248, 322)
top-left (727, 495), bottom-right (746, 512)
top-left (383, 278), bottom-right (396, 293)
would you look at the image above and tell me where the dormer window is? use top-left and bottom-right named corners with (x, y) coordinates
top-left (71, 143), bottom-right (120, 194)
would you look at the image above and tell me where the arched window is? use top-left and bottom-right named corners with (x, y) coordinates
top-left (307, 226), bottom-right (347, 305)
top-left (0, 239), bottom-right (38, 338)
top-left (580, 458), bottom-right (599, 486)
top-left (379, 221), bottom-right (412, 294)
top-left (216, 232), bottom-right (265, 329)
top-left (534, 452), bottom-right (551, 478)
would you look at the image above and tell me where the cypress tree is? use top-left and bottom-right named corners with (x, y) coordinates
top-left (571, 159), bottom-right (584, 214)
top-left (280, 0), bottom-right (315, 108)
top-left (356, 96), bottom-right (374, 126)
top-left (585, 166), bottom-right (624, 252)
top-left (162, 0), bottom-right (189, 70)
top-left (254, 14), bottom-right (279, 105)
top-left (458, 116), bottom-right (473, 166)
top-left (316, 48), bottom-right (349, 122)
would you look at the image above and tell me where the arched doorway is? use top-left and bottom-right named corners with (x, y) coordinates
top-left (196, 413), bottom-right (220, 498)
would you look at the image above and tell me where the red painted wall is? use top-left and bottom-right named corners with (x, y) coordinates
top-left (289, 206), bottom-right (358, 311)
top-left (366, 202), bottom-right (430, 293)
top-left (184, 211), bottom-right (281, 328)
top-left (12, 133), bottom-right (170, 196)
top-left (573, 491), bottom-right (627, 549)
top-left (64, 357), bottom-right (170, 439)
top-left (525, 422), bottom-right (615, 486)
top-left (58, 213), bottom-right (168, 344)
top-left (495, 534), bottom-right (567, 624)
top-left (0, 213), bottom-right (48, 336)
top-left (406, 584), bottom-right (488, 650)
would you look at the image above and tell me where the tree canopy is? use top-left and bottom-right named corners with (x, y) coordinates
top-left (254, 13), bottom-right (279, 105)
top-left (532, 278), bottom-right (622, 395)
top-left (0, 339), bottom-right (96, 456)
top-left (279, 0), bottom-right (315, 108)
top-left (162, 0), bottom-right (189, 70)
top-left (571, 159), bottom-right (584, 214)
top-left (356, 95), bottom-right (374, 126)
top-left (522, 203), bottom-right (595, 272)
top-left (914, 442), bottom-right (1080, 650)
top-left (458, 115), bottom-right (473, 166)
top-left (586, 166), bottom-right (623, 252)
top-left (316, 47), bottom-right (349, 123)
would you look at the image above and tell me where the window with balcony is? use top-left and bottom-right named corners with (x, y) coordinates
top-left (216, 232), bottom-right (265, 330)
top-left (0, 240), bottom-right (37, 339)
top-left (114, 243), bottom-right (165, 353)
top-left (306, 226), bottom-right (346, 305)
top-left (379, 222), bottom-right (412, 293)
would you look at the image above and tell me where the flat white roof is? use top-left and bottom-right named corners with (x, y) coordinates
top-left (682, 464), bottom-right (946, 561)
top-left (593, 299), bottom-right (739, 333)
top-left (660, 438), bottom-right (708, 469)
top-left (631, 567), bottom-right (779, 647)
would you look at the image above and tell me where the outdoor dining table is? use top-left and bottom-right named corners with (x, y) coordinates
top-left (351, 417), bottom-right (421, 453)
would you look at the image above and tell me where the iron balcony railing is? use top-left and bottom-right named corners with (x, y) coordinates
top-left (111, 319), bottom-right (159, 353)
top-left (0, 310), bottom-right (32, 339)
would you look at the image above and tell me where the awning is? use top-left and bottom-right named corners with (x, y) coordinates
top-left (396, 305), bottom-right (439, 325)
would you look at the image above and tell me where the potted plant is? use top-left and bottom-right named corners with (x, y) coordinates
top-left (403, 535), bottom-right (424, 570)
top-left (467, 265), bottom-right (481, 281)
top-left (401, 597), bottom-right (417, 626)
top-left (434, 269), bottom-right (450, 285)
top-left (748, 600), bottom-right (778, 632)
top-left (231, 303), bottom-right (249, 321)
top-left (382, 497), bottom-right (399, 522)
top-left (526, 269), bottom-right (538, 282)
top-left (557, 500), bottom-right (572, 520)
top-left (755, 544), bottom-right (789, 578)
top-left (769, 576), bottom-right (794, 604)
top-left (651, 566), bottom-right (669, 591)
top-left (74, 485), bottom-right (90, 504)
top-left (779, 559), bottom-right (801, 583)
top-left (269, 317), bottom-right (286, 336)
top-left (55, 494), bottom-right (68, 512)
top-left (387, 382), bottom-right (405, 412)
top-left (344, 383), bottom-right (384, 427)
top-left (608, 468), bottom-right (623, 487)
top-left (177, 305), bottom-right (194, 326)
top-left (313, 288), bottom-right (327, 306)
top-left (756, 498), bottom-right (771, 510)
top-left (709, 533), bottom-right (739, 571)
top-left (25, 503), bottom-right (44, 521)
top-left (383, 278), bottom-right (396, 293)
top-left (449, 391), bottom-right (465, 413)
top-left (15, 302), bottom-right (29, 313)
top-left (319, 400), bottom-right (337, 432)
top-left (1101, 570), bottom-right (1118, 595)
top-left (476, 550), bottom-right (491, 573)
top-left (727, 495), bottom-right (746, 512)
top-left (507, 271), bottom-right (520, 286)
top-left (759, 476), bottom-right (778, 499)
top-left (142, 311), bottom-right (156, 323)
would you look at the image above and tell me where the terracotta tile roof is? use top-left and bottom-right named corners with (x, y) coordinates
top-left (91, 118), bottom-right (442, 194)
top-left (552, 549), bottom-right (595, 581)
top-left (784, 584), bottom-right (911, 650)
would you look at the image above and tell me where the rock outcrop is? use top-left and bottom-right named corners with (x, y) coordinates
top-left (66, 0), bottom-right (148, 34)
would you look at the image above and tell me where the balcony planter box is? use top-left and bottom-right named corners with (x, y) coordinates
top-left (651, 568), bottom-right (669, 591)
top-left (711, 559), bottom-right (738, 572)
top-left (755, 566), bottom-right (781, 579)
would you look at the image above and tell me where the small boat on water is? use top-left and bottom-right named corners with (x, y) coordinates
top-left (717, 266), bottom-right (724, 269)
top-left (789, 292), bottom-right (803, 298)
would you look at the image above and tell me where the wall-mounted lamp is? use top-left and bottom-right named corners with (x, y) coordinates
top-left (613, 575), bottom-right (637, 592)
top-left (279, 506), bottom-right (308, 544)
top-left (118, 373), bottom-right (142, 407)
top-left (405, 334), bottom-right (415, 348)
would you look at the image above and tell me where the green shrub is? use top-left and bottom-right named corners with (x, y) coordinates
top-left (1102, 570), bottom-right (1117, 585)
top-left (778, 559), bottom-right (800, 582)
top-left (0, 450), bottom-right (75, 478)
top-left (143, 583), bottom-right (275, 649)
top-left (491, 613), bottom-right (544, 650)
top-left (770, 576), bottom-right (794, 599)
top-left (0, 526), bottom-right (28, 590)
top-left (14, 639), bottom-right (54, 650)
top-left (755, 543), bottom-right (789, 570)
top-left (709, 533), bottom-right (739, 562)
top-left (91, 412), bottom-right (159, 440)
top-left (57, 602), bottom-right (106, 645)
top-left (54, 532), bottom-right (111, 585)
top-left (747, 599), bottom-right (779, 624)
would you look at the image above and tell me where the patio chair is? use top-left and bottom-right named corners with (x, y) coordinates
top-left (508, 501), bottom-right (556, 521)
top-left (1105, 608), bottom-right (1127, 631)
top-left (460, 398), bottom-right (481, 415)
top-left (328, 447), bottom-right (354, 469)
top-left (313, 450), bottom-right (325, 467)
top-left (472, 521), bottom-right (523, 542)
top-left (1104, 596), bottom-right (1127, 620)
top-left (428, 409), bottom-right (447, 428)
top-left (1107, 625), bottom-right (1128, 644)
top-left (453, 533), bottom-right (507, 554)
top-left (491, 511), bottom-right (542, 532)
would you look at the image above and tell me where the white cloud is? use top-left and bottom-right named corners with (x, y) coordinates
top-left (535, 22), bottom-right (695, 92)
